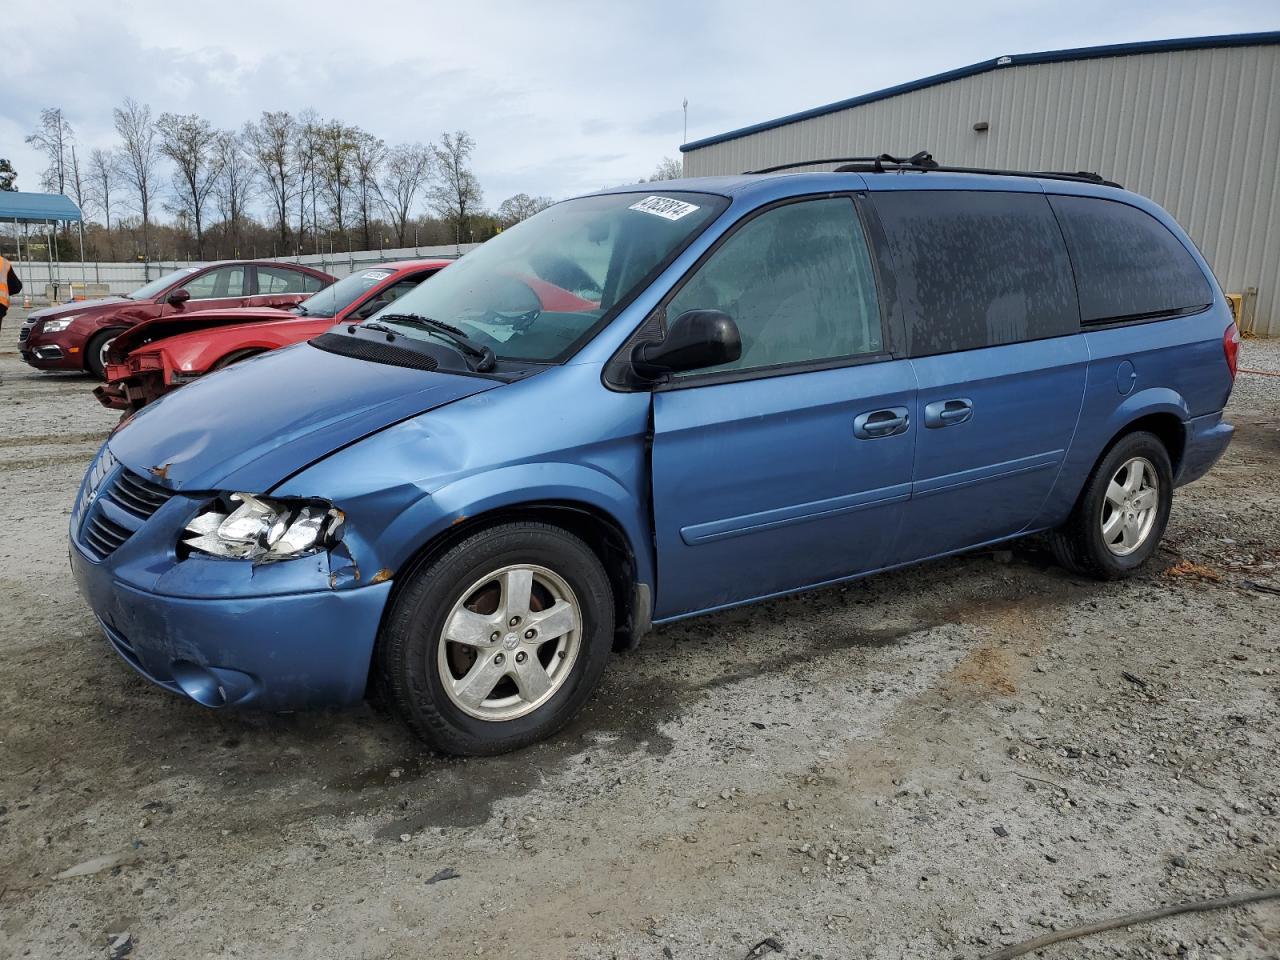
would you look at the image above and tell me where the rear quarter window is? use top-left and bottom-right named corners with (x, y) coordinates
top-left (872, 191), bottom-right (1079, 357)
top-left (1048, 195), bottom-right (1212, 323)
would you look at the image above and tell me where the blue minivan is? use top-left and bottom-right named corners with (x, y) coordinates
top-left (71, 159), bottom-right (1238, 754)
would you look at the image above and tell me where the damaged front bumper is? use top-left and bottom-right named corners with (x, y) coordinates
top-left (69, 451), bottom-right (394, 710)
top-left (96, 356), bottom-right (196, 412)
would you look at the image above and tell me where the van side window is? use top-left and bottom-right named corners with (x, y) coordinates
top-left (1048, 195), bottom-right (1213, 324)
top-left (872, 191), bottom-right (1078, 357)
top-left (666, 197), bottom-right (882, 376)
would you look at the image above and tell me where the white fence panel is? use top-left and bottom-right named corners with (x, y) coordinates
top-left (12, 244), bottom-right (482, 302)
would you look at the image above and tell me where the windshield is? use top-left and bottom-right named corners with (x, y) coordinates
top-left (367, 191), bottom-right (727, 363)
top-left (296, 268), bottom-right (398, 318)
top-left (128, 267), bottom-right (201, 300)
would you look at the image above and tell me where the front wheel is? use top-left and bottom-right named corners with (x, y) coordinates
top-left (86, 328), bottom-right (125, 380)
top-left (1049, 430), bottom-right (1173, 579)
top-left (377, 522), bottom-right (614, 755)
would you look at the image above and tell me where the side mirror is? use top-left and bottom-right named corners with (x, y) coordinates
top-left (356, 298), bottom-right (389, 320)
top-left (631, 309), bottom-right (741, 378)
top-left (167, 288), bottom-right (191, 307)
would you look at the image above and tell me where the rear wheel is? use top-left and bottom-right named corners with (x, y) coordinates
top-left (377, 522), bottom-right (614, 755)
top-left (86, 328), bottom-right (125, 380)
top-left (1049, 430), bottom-right (1173, 579)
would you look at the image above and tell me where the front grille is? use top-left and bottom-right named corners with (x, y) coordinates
top-left (107, 468), bottom-right (173, 520)
top-left (76, 463), bottom-right (175, 561)
top-left (18, 323), bottom-right (32, 342)
top-left (81, 513), bottom-right (132, 558)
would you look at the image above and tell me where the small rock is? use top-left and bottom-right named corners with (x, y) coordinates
top-left (426, 867), bottom-right (460, 884)
top-left (720, 789), bottom-right (733, 801)
top-left (1171, 855), bottom-right (1188, 869)
top-left (399, 833), bottom-right (412, 842)
top-left (107, 932), bottom-right (132, 959)
top-left (993, 825), bottom-right (1010, 838)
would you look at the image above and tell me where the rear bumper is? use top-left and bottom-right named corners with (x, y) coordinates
top-left (1176, 411), bottom-right (1234, 487)
top-left (70, 537), bottom-right (394, 710)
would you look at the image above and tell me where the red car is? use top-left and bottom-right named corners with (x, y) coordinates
top-left (19, 260), bottom-right (335, 378)
top-left (95, 259), bottom-right (454, 411)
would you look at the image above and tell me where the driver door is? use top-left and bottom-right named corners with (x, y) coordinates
top-left (649, 196), bottom-right (916, 619)
top-left (159, 265), bottom-right (248, 315)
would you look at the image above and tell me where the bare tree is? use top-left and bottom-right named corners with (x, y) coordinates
top-left (212, 131), bottom-right (255, 253)
top-left (496, 193), bottom-right (553, 228)
top-left (86, 149), bottom-right (116, 258)
top-left (67, 145), bottom-right (89, 219)
top-left (377, 143), bottom-right (433, 246)
top-left (25, 107), bottom-right (75, 194)
top-left (314, 120), bottom-right (358, 241)
top-left (293, 110), bottom-right (322, 252)
top-left (242, 111), bottom-right (296, 249)
top-left (113, 98), bottom-right (160, 260)
top-left (429, 131), bottom-right (482, 244)
top-left (351, 130), bottom-right (386, 250)
top-left (157, 112), bottom-right (224, 257)
top-left (646, 156), bottom-right (683, 181)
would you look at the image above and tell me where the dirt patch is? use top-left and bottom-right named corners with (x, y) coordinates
top-left (1, 323), bottom-right (1278, 960)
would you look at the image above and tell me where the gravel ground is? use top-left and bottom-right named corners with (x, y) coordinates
top-left (1, 310), bottom-right (1277, 960)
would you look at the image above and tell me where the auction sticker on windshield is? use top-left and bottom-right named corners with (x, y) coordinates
top-left (628, 196), bottom-right (700, 221)
top-left (361, 271), bottom-right (392, 281)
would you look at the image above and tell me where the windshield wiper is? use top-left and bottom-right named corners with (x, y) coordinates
top-left (374, 312), bottom-right (497, 372)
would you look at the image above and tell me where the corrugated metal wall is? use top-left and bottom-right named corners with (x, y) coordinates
top-left (683, 44), bottom-right (1280, 335)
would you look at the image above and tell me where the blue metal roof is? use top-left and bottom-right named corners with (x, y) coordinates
top-left (0, 191), bottom-right (83, 222)
top-left (681, 30), bottom-right (1280, 153)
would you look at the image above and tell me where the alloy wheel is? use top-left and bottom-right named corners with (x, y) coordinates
top-left (1101, 456), bottom-right (1159, 556)
top-left (436, 564), bottom-right (582, 721)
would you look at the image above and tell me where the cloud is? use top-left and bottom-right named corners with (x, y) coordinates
top-left (3, 0), bottom-right (1277, 213)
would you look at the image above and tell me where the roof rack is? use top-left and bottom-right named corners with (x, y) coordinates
top-left (746, 151), bottom-right (1122, 188)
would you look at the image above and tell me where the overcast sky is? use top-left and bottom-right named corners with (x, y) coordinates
top-left (3, 0), bottom-right (1276, 214)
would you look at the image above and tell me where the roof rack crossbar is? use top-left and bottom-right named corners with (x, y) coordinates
top-left (746, 150), bottom-right (1120, 188)
top-left (744, 152), bottom-right (935, 175)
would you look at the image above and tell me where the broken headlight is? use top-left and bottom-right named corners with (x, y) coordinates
top-left (182, 493), bottom-right (345, 562)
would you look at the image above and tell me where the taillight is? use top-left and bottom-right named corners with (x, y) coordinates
top-left (1223, 323), bottom-right (1240, 380)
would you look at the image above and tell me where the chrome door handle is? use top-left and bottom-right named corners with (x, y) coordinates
top-left (854, 406), bottom-right (910, 439)
top-left (924, 397), bottom-right (973, 428)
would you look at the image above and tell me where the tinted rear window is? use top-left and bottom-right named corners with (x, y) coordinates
top-left (873, 191), bottom-right (1078, 357)
top-left (1049, 195), bottom-right (1212, 324)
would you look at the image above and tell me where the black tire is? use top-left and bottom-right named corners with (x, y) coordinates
top-left (86, 328), bottom-right (125, 380)
top-left (377, 522), bottom-right (614, 755)
top-left (1049, 430), bottom-right (1173, 580)
top-left (211, 348), bottom-right (265, 371)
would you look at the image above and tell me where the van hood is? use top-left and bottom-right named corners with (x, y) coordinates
top-left (108, 339), bottom-right (502, 492)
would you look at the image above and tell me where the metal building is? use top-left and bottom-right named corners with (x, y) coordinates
top-left (681, 32), bottom-right (1280, 336)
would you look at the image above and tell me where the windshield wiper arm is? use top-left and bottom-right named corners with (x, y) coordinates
top-left (375, 312), bottom-right (497, 372)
